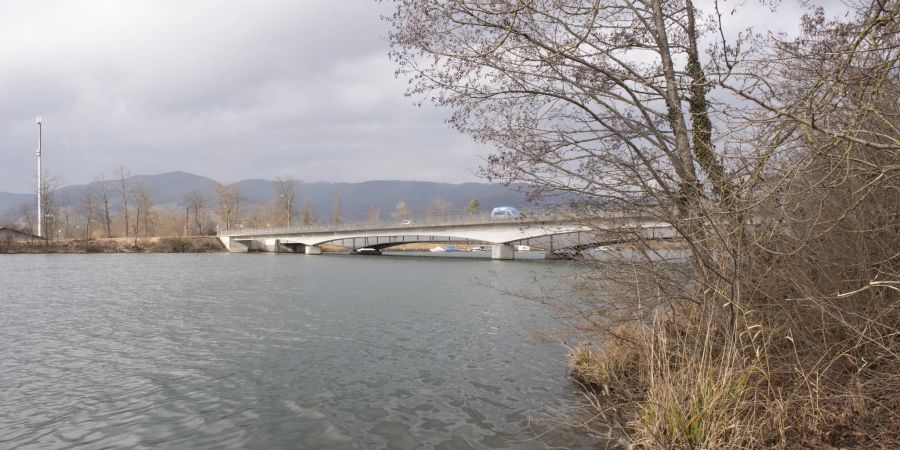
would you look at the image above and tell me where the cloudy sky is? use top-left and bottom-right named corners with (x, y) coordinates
top-left (0, 0), bottom-right (489, 192)
top-left (0, 0), bottom-right (836, 193)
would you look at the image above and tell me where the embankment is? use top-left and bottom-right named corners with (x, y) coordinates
top-left (0, 237), bottom-right (226, 254)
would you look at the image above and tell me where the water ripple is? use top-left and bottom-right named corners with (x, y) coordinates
top-left (0, 254), bottom-right (603, 449)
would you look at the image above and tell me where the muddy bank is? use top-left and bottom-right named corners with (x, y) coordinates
top-left (0, 237), bottom-right (225, 254)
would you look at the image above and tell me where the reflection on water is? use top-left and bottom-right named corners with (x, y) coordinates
top-left (0, 254), bottom-right (599, 449)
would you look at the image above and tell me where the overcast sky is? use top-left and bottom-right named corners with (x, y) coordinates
top-left (0, 0), bottom-right (839, 193)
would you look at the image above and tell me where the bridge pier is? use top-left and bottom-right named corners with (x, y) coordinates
top-left (491, 244), bottom-right (515, 260)
top-left (304, 245), bottom-right (323, 255)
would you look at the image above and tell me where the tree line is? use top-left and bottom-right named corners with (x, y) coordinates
top-left (10, 172), bottom-right (486, 238)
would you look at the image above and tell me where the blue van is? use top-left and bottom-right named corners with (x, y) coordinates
top-left (490, 206), bottom-right (519, 219)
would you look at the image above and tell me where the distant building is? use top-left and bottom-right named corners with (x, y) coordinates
top-left (0, 227), bottom-right (44, 242)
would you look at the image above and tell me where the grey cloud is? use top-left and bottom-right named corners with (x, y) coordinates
top-left (0, 0), bottom-right (478, 192)
top-left (0, 0), bottom-right (844, 193)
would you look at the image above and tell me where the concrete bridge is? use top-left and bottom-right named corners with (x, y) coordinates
top-left (216, 209), bottom-right (675, 260)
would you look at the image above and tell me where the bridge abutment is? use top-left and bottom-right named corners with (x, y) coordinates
top-left (219, 236), bottom-right (249, 252)
top-left (491, 244), bottom-right (515, 260)
top-left (304, 245), bottom-right (323, 255)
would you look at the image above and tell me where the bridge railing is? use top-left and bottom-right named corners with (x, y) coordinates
top-left (217, 207), bottom-right (643, 237)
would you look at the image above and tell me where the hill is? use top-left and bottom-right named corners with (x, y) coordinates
top-left (0, 172), bottom-right (531, 223)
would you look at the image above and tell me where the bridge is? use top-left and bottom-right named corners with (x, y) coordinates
top-left (216, 209), bottom-right (675, 260)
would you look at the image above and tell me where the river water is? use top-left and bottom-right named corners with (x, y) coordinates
top-left (0, 254), bottom-right (599, 449)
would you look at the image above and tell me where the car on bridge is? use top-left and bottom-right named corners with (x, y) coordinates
top-left (490, 206), bottom-right (519, 219)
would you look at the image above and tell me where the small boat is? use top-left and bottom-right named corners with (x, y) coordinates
top-left (429, 246), bottom-right (446, 252)
top-left (355, 247), bottom-right (382, 255)
top-left (445, 246), bottom-right (459, 252)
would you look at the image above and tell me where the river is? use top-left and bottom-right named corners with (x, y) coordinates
top-left (0, 254), bottom-right (600, 449)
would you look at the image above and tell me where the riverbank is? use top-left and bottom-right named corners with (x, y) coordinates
top-left (0, 237), bottom-right (225, 254)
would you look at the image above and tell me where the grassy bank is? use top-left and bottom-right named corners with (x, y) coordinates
top-left (0, 237), bottom-right (225, 254)
top-left (559, 222), bottom-right (899, 449)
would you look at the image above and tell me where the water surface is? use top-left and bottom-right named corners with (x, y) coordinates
top-left (0, 254), bottom-right (597, 449)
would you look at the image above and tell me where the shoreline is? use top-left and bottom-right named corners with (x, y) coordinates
top-left (0, 237), bottom-right (226, 254)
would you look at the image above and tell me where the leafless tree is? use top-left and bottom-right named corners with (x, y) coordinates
top-left (366, 203), bottom-right (381, 224)
top-left (464, 199), bottom-right (479, 214)
top-left (184, 189), bottom-right (208, 235)
top-left (214, 183), bottom-right (242, 230)
top-left (79, 189), bottom-right (96, 239)
top-left (131, 184), bottom-right (153, 237)
top-left (19, 204), bottom-right (35, 237)
top-left (390, 200), bottom-right (411, 220)
top-left (93, 174), bottom-right (113, 237)
top-left (274, 176), bottom-right (299, 226)
top-left (301, 203), bottom-right (315, 225)
top-left (424, 197), bottom-right (453, 217)
top-left (330, 192), bottom-right (342, 224)
top-left (59, 190), bottom-right (72, 239)
top-left (386, 0), bottom-right (900, 447)
top-left (115, 166), bottom-right (131, 237)
top-left (37, 173), bottom-right (63, 240)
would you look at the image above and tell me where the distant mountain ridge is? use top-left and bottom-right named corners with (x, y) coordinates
top-left (0, 171), bottom-right (531, 222)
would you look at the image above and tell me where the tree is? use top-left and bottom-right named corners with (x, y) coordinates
top-left (59, 190), bottom-right (73, 239)
top-left (93, 174), bottom-right (112, 237)
top-left (214, 183), bottom-right (242, 230)
top-left (464, 199), bottom-right (479, 214)
top-left (19, 203), bottom-right (35, 237)
top-left (79, 189), bottom-right (96, 239)
top-left (386, 0), bottom-right (718, 223)
top-left (131, 184), bottom-right (153, 237)
top-left (274, 176), bottom-right (299, 226)
top-left (424, 197), bottom-right (453, 217)
top-left (301, 203), bottom-right (315, 225)
top-left (38, 173), bottom-right (62, 239)
top-left (330, 192), bottom-right (342, 224)
top-left (386, 1), bottom-right (900, 446)
top-left (366, 203), bottom-right (381, 224)
top-left (184, 189), bottom-right (208, 235)
top-left (390, 200), bottom-right (411, 220)
top-left (115, 166), bottom-right (131, 237)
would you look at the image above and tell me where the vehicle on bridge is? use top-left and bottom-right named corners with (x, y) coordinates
top-left (490, 206), bottom-right (519, 219)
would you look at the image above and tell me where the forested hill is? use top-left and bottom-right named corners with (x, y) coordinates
top-left (0, 172), bottom-right (531, 222)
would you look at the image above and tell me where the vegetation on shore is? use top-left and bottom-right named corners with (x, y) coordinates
top-left (386, 0), bottom-right (899, 448)
top-left (0, 237), bottom-right (225, 254)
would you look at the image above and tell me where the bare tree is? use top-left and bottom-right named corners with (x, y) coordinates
top-left (274, 176), bottom-right (299, 226)
top-left (60, 190), bottom-right (72, 239)
top-left (390, 200), bottom-right (411, 220)
top-left (79, 189), bottom-right (96, 239)
top-left (37, 173), bottom-right (62, 240)
top-left (330, 192), bottom-right (342, 224)
top-left (131, 184), bottom-right (153, 238)
top-left (424, 197), bottom-right (453, 217)
top-left (19, 204), bottom-right (35, 238)
top-left (301, 203), bottom-right (315, 225)
top-left (115, 166), bottom-right (131, 237)
top-left (214, 183), bottom-right (242, 230)
top-left (366, 203), bottom-right (381, 224)
top-left (93, 174), bottom-right (112, 237)
top-left (386, 1), bottom-right (900, 447)
top-left (184, 189), bottom-right (208, 235)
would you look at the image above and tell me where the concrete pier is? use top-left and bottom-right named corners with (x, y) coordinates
top-left (491, 244), bottom-right (515, 260)
top-left (304, 245), bottom-right (323, 255)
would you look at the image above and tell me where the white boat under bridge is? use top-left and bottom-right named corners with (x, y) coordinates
top-left (217, 209), bottom-right (676, 260)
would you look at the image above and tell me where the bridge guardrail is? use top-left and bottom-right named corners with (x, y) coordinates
top-left (217, 208), bottom-right (644, 237)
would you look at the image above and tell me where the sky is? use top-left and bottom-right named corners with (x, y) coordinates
top-left (0, 0), bottom-right (841, 193)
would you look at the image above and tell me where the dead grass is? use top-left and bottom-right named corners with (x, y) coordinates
top-left (0, 236), bottom-right (225, 253)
